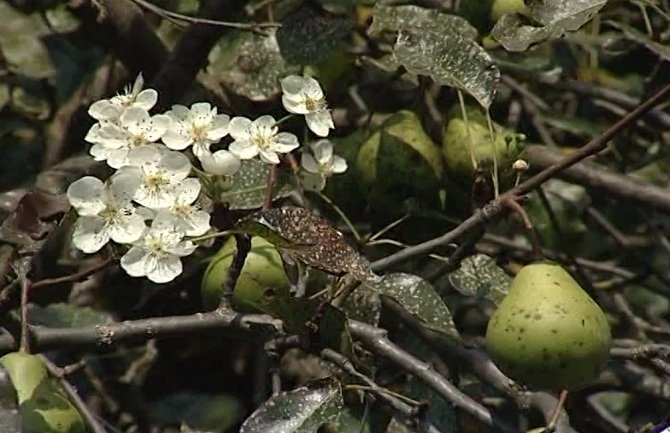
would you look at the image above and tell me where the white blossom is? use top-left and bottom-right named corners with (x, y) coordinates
top-left (299, 140), bottom-right (347, 192)
top-left (116, 146), bottom-right (192, 209)
top-left (228, 115), bottom-right (299, 164)
top-left (88, 107), bottom-right (171, 169)
top-left (120, 213), bottom-right (196, 283)
top-left (199, 149), bottom-right (241, 176)
top-left (168, 178), bottom-right (211, 236)
top-left (66, 172), bottom-right (146, 253)
top-left (281, 75), bottom-right (334, 137)
top-left (162, 102), bottom-right (230, 158)
top-left (88, 74), bottom-right (158, 122)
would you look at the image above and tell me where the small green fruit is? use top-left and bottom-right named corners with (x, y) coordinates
top-left (491, 0), bottom-right (529, 21)
top-left (486, 262), bottom-right (611, 390)
top-left (356, 110), bottom-right (445, 219)
top-left (201, 236), bottom-right (290, 311)
top-left (442, 111), bottom-right (524, 183)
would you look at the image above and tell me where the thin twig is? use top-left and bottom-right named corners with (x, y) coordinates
top-left (40, 355), bottom-right (108, 433)
top-left (263, 164), bottom-right (278, 210)
top-left (130, 0), bottom-right (279, 32)
top-left (371, 80), bottom-right (670, 271)
top-left (219, 234), bottom-right (252, 309)
top-left (348, 321), bottom-right (521, 433)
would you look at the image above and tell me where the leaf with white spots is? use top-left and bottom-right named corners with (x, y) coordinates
top-left (341, 285), bottom-right (381, 326)
top-left (208, 29), bottom-right (300, 101)
top-left (491, 0), bottom-right (606, 52)
top-left (366, 273), bottom-right (460, 341)
top-left (241, 207), bottom-right (376, 282)
top-left (240, 379), bottom-right (343, 433)
top-left (392, 30), bottom-right (499, 109)
top-left (371, 4), bottom-right (478, 40)
top-left (449, 255), bottom-right (511, 305)
top-left (219, 159), bottom-right (294, 210)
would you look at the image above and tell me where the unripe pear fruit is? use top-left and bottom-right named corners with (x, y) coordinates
top-left (491, 0), bottom-right (529, 21)
top-left (486, 262), bottom-right (611, 390)
top-left (201, 236), bottom-right (290, 311)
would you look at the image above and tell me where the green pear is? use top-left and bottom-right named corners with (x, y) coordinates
top-left (201, 236), bottom-right (291, 311)
top-left (485, 262), bottom-right (611, 390)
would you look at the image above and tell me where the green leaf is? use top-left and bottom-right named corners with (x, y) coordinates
top-left (491, 0), bottom-right (606, 52)
top-left (277, 4), bottom-right (353, 65)
top-left (243, 207), bottom-right (375, 281)
top-left (341, 285), bottom-right (381, 325)
top-left (208, 29), bottom-right (300, 101)
top-left (218, 159), bottom-right (293, 210)
top-left (0, 3), bottom-right (54, 79)
top-left (369, 4), bottom-right (498, 108)
top-left (366, 273), bottom-right (460, 341)
top-left (240, 379), bottom-right (343, 433)
top-left (28, 303), bottom-right (114, 328)
top-left (449, 254), bottom-right (511, 305)
top-left (393, 30), bottom-right (499, 108)
top-left (0, 352), bottom-right (86, 433)
top-left (370, 4), bottom-right (478, 40)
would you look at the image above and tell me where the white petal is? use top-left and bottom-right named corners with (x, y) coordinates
top-left (147, 255), bottom-right (182, 283)
top-left (259, 150), bottom-right (280, 165)
top-left (305, 110), bottom-right (334, 137)
top-left (106, 148), bottom-right (132, 169)
top-left (181, 210), bottom-right (210, 237)
top-left (200, 150), bottom-right (241, 176)
top-left (310, 139), bottom-right (333, 164)
top-left (88, 100), bottom-right (120, 121)
top-left (145, 114), bottom-right (170, 141)
top-left (175, 178), bottom-right (201, 204)
top-left (192, 142), bottom-right (211, 159)
top-left (85, 123), bottom-right (103, 144)
top-left (67, 177), bottom-right (105, 215)
top-left (96, 124), bottom-right (129, 148)
top-left (191, 102), bottom-right (213, 123)
top-left (331, 155), bottom-right (348, 174)
top-left (131, 73), bottom-right (145, 96)
top-left (110, 169), bottom-right (142, 202)
top-left (300, 153), bottom-right (320, 174)
top-left (229, 117), bottom-right (252, 140)
top-left (109, 213), bottom-right (146, 244)
top-left (161, 151), bottom-right (192, 181)
top-left (271, 132), bottom-right (300, 153)
top-left (168, 240), bottom-right (197, 257)
top-left (120, 106), bottom-right (151, 127)
top-left (254, 115), bottom-right (276, 129)
top-left (281, 94), bottom-right (309, 115)
top-left (169, 105), bottom-right (191, 121)
top-left (128, 145), bottom-right (163, 166)
top-left (280, 75), bottom-right (307, 96)
top-left (229, 140), bottom-right (259, 160)
top-left (162, 129), bottom-right (192, 150)
top-left (135, 89), bottom-right (158, 111)
top-left (135, 187), bottom-right (177, 210)
top-left (120, 247), bottom-right (150, 278)
top-left (302, 76), bottom-right (325, 100)
top-left (72, 217), bottom-right (109, 253)
top-left (206, 114), bottom-right (230, 140)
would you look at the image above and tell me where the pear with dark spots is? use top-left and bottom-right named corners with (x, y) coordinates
top-left (486, 262), bottom-right (611, 390)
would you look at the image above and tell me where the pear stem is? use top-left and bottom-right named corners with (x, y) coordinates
top-left (546, 389), bottom-right (569, 432)
top-left (503, 196), bottom-right (543, 260)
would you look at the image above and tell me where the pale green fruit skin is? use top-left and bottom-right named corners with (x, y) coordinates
top-left (356, 110), bottom-right (445, 219)
top-left (486, 262), bottom-right (611, 390)
top-left (1, 352), bottom-right (86, 433)
top-left (442, 116), bottom-right (524, 182)
top-left (201, 236), bottom-right (290, 311)
top-left (491, 0), bottom-right (529, 21)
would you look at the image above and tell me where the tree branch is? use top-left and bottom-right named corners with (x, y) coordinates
top-left (525, 145), bottom-right (670, 214)
top-left (371, 81), bottom-right (670, 271)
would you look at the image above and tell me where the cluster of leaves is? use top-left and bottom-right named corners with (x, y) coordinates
top-left (2, 0), bottom-right (670, 432)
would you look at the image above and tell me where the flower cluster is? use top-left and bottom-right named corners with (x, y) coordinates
top-left (68, 74), bottom-right (347, 283)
